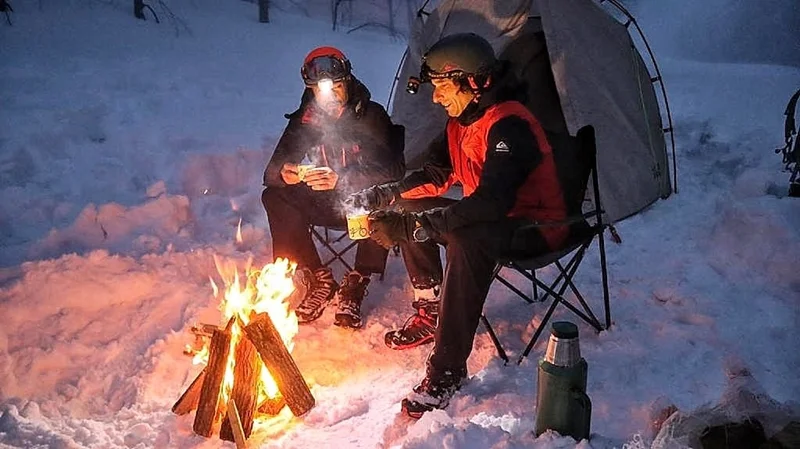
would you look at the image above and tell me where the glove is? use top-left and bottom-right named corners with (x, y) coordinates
top-left (346, 183), bottom-right (400, 211)
top-left (368, 210), bottom-right (416, 249)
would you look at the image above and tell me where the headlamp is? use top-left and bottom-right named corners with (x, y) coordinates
top-left (406, 76), bottom-right (421, 95)
top-left (318, 78), bottom-right (334, 93)
top-left (301, 55), bottom-right (351, 86)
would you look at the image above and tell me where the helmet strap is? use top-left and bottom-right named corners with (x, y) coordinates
top-left (466, 74), bottom-right (492, 95)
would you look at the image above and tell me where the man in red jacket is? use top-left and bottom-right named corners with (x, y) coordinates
top-left (348, 33), bottom-right (568, 418)
top-left (263, 46), bottom-right (404, 329)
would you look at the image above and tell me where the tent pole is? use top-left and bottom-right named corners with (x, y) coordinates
top-left (602, 0), bottom-right (678, 194)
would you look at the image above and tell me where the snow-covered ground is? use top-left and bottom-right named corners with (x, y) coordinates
top-left (1, 1), bottom-right (798, 448)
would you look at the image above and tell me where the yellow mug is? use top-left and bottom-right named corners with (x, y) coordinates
top-left (297, 164), bottom-right (316, 182)
top-left (346, 213), bottom-right (370, 240)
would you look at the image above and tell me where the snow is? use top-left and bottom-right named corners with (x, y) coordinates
top-left (1, 1), bottom-right (799, 448)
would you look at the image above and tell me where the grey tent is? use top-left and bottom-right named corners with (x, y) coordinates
top-left (389, 0), bottom-right (675, 223)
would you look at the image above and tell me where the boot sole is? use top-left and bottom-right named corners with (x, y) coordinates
top-left (384, 334), bottom-right (434, 350)
top-left (333, 316), bottom-right (363, 329)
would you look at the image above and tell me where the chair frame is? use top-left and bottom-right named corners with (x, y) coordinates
top-left (482, 125), bottom-right (612, 365)
top-left (310, 225), bottom-right (358, 272)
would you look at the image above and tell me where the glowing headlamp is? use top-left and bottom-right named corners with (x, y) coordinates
top-left (318, 78), bottom-right (334, 93)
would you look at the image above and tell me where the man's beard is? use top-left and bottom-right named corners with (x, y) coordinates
top-left (317, 97), bottom-right (344, 116)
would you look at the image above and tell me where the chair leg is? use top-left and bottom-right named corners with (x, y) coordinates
top-left (533, 270), bottom-right (539, 302)
top-left (556, 260), bottom-right (603, 330)
top-left (495, 273), bottom-right (536, 303)
top-left (517, 297), bottom-right (562, 365)
top-left (480, 314), bottom-right (509, 365)
top-left (598, 227), bottom-right (611, 329)
top-left (311, 226), bottom-right (356, 272)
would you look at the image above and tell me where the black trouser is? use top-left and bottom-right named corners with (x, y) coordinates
top-left (262, 185), bottom-right (389, 276)
top-left (394, 197), bottom-right (550, 378)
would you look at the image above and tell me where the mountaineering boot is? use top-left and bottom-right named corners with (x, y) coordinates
top-left (295, 267), bottom-right (339, 323)
top-left (334, 271), bottom-right (371, 329)
top-left (384, 286), bottom-right (439, 349)
top-left (401, 368), bottom-right (466, 419)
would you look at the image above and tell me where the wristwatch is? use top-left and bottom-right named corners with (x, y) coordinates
top-left (412, 220), bottom-right (429, 242)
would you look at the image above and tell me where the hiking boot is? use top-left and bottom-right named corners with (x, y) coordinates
top-left (295, 267), bottom-right (339, 323)
top-left (401, 369), bottom-right (466, 419)
top-left (385, 286), bottom-right (440, 349)
top-left (334, 271), bottom-right (370, 329)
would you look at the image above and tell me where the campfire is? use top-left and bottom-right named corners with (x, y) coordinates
top-left (173, 256), bottom-right (314, 447)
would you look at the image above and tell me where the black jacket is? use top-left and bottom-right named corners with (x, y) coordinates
top-left (398, 64), bottom-right (551, 236)
top-left (263, 77), bottom-right (404, 194)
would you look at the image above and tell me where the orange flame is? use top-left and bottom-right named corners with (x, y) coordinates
top-left (198, 256), bottom-right (298, 408)
top-left (235, 217), bottom-right (243, 244)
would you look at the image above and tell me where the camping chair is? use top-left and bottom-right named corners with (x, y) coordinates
top-left (480, 125), bottom-right (613, 365)
top-left (310, 123), bottom-right (406, 279)
top-left (310, 225), bottom-right (359, 272)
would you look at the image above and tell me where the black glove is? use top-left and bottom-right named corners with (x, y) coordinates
top-left (368, 210), bottom-right (416, 249)
top-left (346, 183), bottom-right (400, 211)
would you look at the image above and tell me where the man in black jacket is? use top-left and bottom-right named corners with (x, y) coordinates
top-left (347, 34), bottom-right (568, 418)
top-left (262, 46), bottom-right (404, 329)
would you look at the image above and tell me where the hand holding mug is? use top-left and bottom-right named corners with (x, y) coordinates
top-left (304, 166), bottom-right (339, 191)
top-left (280, 163), bottom-right (301, 185)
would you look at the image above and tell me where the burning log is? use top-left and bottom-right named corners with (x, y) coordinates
top-left (244, 312), bottom-right (315, 416)
top-left (193, 321), bottom-right (234, 437)
top-left (226, 399), bottom-right (248, 449)
top-left (191, 323), bottom-right (220, 338)
top-left (220, 333), bottom-right (261, 442)
top-left (258, 395), bottom-right (286, 415)
top-left (173, 258), bottom-right (310, 444)
top-left (171, 368), bottom-right (206, 416)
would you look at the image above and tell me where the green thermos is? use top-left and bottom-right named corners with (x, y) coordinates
top-left (534, 321), bottom-right (592, 441)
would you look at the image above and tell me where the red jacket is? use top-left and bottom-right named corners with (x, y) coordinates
top-left (402, 101), bottom-right (568, 249)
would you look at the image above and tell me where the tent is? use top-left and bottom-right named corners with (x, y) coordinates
top-left (388, 0), bottom-right (676, 223)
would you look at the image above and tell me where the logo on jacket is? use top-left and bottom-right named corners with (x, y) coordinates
top-left (494, 140), bottom-right (510, 153)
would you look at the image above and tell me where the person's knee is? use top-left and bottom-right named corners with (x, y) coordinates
top-left (442, 227), bottom-right (488, 258)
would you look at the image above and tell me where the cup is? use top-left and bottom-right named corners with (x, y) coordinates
top-left (346, 213), bottom-right (370, 240)
top-left (544, 321), bottom-right (582, 367)
top-left (297, 164), bottom-right (316, 182)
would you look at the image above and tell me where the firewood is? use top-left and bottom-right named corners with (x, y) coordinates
top-left (244, 313), bottom-right (315, 416)
top-left (192, 327), bottom-right (232, 437)
top-left (171, 368), bottom-right (206, 416)
top-left (220, 335), bottom-right (260, 441)
top-left (190, 322), bottom-right (220, 338)
top-left (225, 399), bottom-right (248, 449)
top-left (258, 395), bottom-right (286, 416)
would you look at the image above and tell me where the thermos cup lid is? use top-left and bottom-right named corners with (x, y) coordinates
top-left (545, 321), bottom-right (582, 366)
top-left (551, 321), bottom-right (579, 339)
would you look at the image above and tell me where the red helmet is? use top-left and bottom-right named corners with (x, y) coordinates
top-left (301, 46), bottom-right (352, 86)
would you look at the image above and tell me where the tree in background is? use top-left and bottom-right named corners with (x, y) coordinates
top-left (259, 0), bottom-right (269, 23)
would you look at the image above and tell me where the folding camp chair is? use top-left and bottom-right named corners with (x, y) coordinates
top-left (481, 125), bottom-right (613, 365)
top-left (309, 123), bottom-right (406, 278)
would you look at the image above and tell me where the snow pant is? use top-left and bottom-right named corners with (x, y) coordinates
top-left (393, 197), bottom-right (551, 378)
top-left (262, 185), bottom-right (389, 276)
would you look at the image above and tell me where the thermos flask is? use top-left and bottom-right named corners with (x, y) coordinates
top-left (534, 321), bottom-right (592, 441)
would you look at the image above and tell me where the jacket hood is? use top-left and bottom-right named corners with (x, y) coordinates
top-left (285, 76), bottom-right (373, 120)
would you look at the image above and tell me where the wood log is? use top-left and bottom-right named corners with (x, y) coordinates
top-left (171, 368), bottom-right (206, 416)
top-left (258, 395), bottom-right (286, 416)
top-left (192, 327), bottom-right (232, 437)
top-left (244, 313), bottom-right (315, 416)
top-left (225, 399), bottom-right (248, 449)
top-left (220, 335), bottom-right (261, 441)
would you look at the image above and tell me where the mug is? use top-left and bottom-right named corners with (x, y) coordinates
top-left (297, 164), bottom-right (316, 182)
top-left (346, 213), bottom-right (370, 240)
